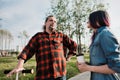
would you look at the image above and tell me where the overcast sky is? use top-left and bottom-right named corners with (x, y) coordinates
top-left (0, 0), bottom-right (51, 37)
top-left (0, 0), bottom-right (120, 50)
top-left (107, 0), bottom-right (120, 38)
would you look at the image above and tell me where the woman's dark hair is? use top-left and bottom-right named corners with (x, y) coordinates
top-left (43, 15), bottom-right (54, 31)
top-left (89, 10), bottom-right (110, 29)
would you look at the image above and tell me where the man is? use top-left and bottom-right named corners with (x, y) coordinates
top-left (7, 15), bottom-right (77, 80)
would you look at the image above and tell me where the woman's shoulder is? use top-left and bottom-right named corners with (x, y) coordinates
top-left (99, 27), bottom-right (113, 37)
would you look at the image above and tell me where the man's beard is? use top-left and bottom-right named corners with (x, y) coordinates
top-left (49, 25), bottom-right (56, 32)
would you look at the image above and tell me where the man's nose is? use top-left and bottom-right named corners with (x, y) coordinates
top-left (51, 22), bottom-right (55, 25)
top-left (52, 21), bottom-right (55, 23)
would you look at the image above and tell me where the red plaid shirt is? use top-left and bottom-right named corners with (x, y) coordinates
top-left (18, 31), bottom-right (77, 80)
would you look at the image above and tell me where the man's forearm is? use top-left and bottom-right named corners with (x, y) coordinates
top-left (16, 58), bottom-right (24, 68)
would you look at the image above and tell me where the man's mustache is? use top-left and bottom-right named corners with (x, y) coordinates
top-left (49, 25), bottom-right (56, 31)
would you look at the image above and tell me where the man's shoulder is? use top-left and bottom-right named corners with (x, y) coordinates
top-left (56, 31), bottom-right (67, 35)
top-left (35, 32), bottom-right (44, 35)
top-left (32, 32), bottom-right (44, 37)
top-left (57, 31), bottom-right (63, 34)
top-left (56, 31), bottom-right (68, 37)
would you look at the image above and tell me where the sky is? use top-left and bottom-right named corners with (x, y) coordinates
top-left (0, 0), bottom-right (51, 37)
top-left (0, 0), bottom-right (51, 50)
top-left (0, 0), bottom-right (120, 50)
top-left (107, 0), bottom-right (120, 38)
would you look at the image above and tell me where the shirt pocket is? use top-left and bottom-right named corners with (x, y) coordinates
top-left (91, 40), bottom-right (100, 56)
top-left (91, 40), bottom-right (106, 58)
top-left (53, 39), bottom-right (63, 49)
top-left (90, 40), bottom-right (107, 65)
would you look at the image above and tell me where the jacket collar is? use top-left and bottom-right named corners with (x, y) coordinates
top-left (97, 26), bottom-right (108, 33)
top-left (43, 30), bottom-right (57, 34)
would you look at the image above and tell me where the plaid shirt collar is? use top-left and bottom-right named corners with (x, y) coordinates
top-left (44, 30), bottom-right (57, 34)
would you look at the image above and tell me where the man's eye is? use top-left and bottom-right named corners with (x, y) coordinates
top-left (49, 20), bottom-right (53, 21)
top-left (49, 20), bottom-right (56, 23)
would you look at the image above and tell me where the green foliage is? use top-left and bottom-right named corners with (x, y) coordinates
top-left (48, 0), bottom-right (74, 36)
top-left (48, 0), bottom-right (108, 55)
top-left (10, 51), bottom-right (19, 55)
top-left (66, 56), bottom-right (79, 79)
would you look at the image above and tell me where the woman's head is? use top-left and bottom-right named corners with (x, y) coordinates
top-left (88, 10), bottom-right (110, 29)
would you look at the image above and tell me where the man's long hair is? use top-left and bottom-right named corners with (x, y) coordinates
top-left (43, 15), bottom-right (54, 31)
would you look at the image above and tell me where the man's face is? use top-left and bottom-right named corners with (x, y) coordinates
top-left (45, 17), bottom-right (57, 31)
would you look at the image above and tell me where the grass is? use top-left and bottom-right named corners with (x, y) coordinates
top-left (0, 57), bottom-right (35, 80)
top-left (66, 57), bottom-right (79, 79)
top-left (0, 54), bottom-right (89, 80)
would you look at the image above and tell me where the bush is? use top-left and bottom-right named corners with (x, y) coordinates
top-left (10, 51), bottom-right (19, 55)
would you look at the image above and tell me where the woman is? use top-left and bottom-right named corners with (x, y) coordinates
top-left (77, 10), bottom-right (120, 80)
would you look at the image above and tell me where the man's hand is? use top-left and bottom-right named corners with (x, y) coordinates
top-left (66, 54), bottom-right (73, 61)
top-left (6, 67), bottom-right (24, 77)
top-left (7, 58), bottom-right (25, 77)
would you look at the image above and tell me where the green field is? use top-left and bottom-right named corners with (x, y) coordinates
top-left (0, 54), bottom-right (89, 80)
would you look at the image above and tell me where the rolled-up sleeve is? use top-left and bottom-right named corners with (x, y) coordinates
top-left (18, 33), bottom-right (38, 62)
top-left (63, 34), bottom-right (77, 56)
top-left (100, 32), bottom-right (120, 73)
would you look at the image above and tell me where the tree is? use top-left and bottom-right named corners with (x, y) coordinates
top-left (4, 30), bottom-right (13, 50)
top-left (0, 18), bottom-right (14, 51)
top-left (48, 0), bottom-right (108, 55)
top-left (0, 29), bottom-right (13, 57)
top-left (0, 18), bottom-right (2, 28)
top-left (48, 0), bottom-right (75, 37)
top-left (71, 0), bottom-right (108, 54)
top-left (18, 30), bottom-right (29, 50)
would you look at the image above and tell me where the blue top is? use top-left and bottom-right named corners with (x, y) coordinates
top-left (90, 26), bottom-right (120, 80)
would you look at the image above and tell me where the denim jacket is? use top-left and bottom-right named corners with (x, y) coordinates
top-left (90, 26), bottom-right (120, 80)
